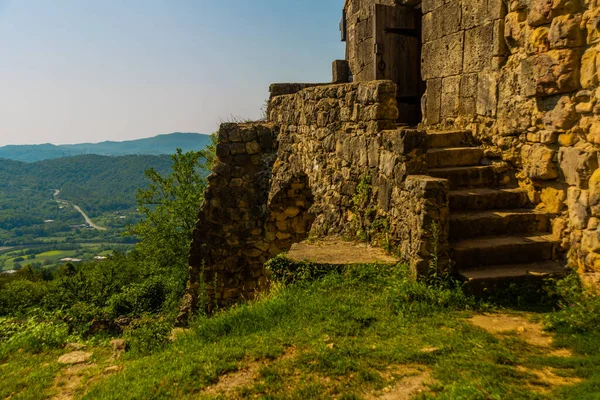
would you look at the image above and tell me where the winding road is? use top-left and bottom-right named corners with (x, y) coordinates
top-left (54, 189), bottom-right (107, 231)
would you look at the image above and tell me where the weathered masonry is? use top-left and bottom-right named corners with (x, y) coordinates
top-left (180, 0), bottom-right (600, 316)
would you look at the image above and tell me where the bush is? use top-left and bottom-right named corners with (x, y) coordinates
top-left (107, 276), bottom-right (168, 318)
top-left (63, 302), bottom-right (109, 336)
top-left (123, 315), bottom-right (172, 355)
top-left (545, 274), bottom-right (600, 335)
top-left (265, 255), bottom-right (344, 285)
top-left (0, 279), bottom-right (49, 316)
top-left (0, 319), bottom-right (69, 359)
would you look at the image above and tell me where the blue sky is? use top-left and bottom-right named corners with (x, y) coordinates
top-left (0, 1), bottom-right (344, 146)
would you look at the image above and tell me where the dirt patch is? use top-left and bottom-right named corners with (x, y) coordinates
top-left (57, 351), bottom-right (93, 365)
top-left (366, 366), bottom-right (433, 400)
top-left (516, 366), bottom-right (583, 392)
top-left (469, 314), bottom-right (553, 347)
top-left (287, 237), bottom-right (399, 265)
top-left (549, 348), bottom-right (574, 357)
top-left (203, 346), bottom-right (297, 396)
top-left (50, 363), bottom-right (95, 400)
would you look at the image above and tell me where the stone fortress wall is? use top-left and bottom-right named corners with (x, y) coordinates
top-left (182, 82), bottom-right (448, 312)
top-left (180, 0), bottom-right (600, 314)
top-left (417, 0), bottom-right (600, 274)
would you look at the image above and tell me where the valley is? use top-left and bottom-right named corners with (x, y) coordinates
top-left (0, 133), bottom-right (211, 272)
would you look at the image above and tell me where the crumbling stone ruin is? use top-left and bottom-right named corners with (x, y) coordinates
top-left (179, 0), bottom-right (600, 316)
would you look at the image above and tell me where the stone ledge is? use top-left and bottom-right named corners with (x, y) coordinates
top-left (269, 83), bottom-right (329, 98)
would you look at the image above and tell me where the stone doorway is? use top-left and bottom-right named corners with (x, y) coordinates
top-left (373, 3), bottom-right (425, 126)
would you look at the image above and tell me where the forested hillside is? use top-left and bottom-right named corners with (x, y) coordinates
top-left (0, 132), bottom-right (211, 162)
top-left (0, 154), bottom-right (176, 245)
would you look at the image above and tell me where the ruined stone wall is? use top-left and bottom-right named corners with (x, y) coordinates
top-left (418, 0), bottom-right (600, 274)
top-left (183, 81), bottom-right (449, 313)
top-left (269, 81), bottom-right (448, 275)
top-left (185, 123), bottom-right (278, 313)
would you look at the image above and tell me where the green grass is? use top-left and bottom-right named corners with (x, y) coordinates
top-left (37, 250), bottom-right (65, 257)
top-left (79, 265), bottom-right (599, 399)
top-left (3, 264), bottom-right (600, 399)
top-left (0, 243), bottom-right (133, 271)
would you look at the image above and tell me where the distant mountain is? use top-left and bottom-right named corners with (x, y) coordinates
top-left (0, 132), bottom-right (211, 162)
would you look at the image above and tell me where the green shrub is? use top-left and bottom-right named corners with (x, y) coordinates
top-left (107, 276), bottom-right (168, 317)
top-left (265, 255), bottom-right (344, 285)
top-left (0, 319), bottom-right (69, 359)
top-left (123, 315), bottom-right (172, 355)
top-left (545, 274), bottom-right (600, 335)
top-left (0, 279), bottom-right (49, 315)
top-left (64, 302), bottom-right (108, 335)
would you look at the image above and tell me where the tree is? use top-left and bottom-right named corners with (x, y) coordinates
top-left (127, 141), bottom-right (215, 269)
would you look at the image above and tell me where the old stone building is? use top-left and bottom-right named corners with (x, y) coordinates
top-left (180, 0), bottom-right (600, 317)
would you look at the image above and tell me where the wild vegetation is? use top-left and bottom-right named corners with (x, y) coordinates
top-left (2, 140), bottom-right (600, 399)
top-left (2, 257), bottom-right (600, 399)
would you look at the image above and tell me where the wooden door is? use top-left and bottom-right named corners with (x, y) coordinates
top-left (373, 4), bottom-right (424, 125)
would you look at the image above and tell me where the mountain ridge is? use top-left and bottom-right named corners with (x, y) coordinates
top-left (0, 132), bottom-right (211, 162)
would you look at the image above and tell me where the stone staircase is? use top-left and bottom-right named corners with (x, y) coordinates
top-left (426, 130), bottom-right (566, 295)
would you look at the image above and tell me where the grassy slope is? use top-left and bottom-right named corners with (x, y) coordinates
top-left (3, 264), bottom-right (599, 399)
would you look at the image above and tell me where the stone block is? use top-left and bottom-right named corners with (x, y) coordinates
top-left (549, 14), bottom-right (584, 49)
top-left (424, 2), bottom-right (462, 43)
top-left (216, 143), bottom-right (231, 158)
top-left (422, 31), bottom-right (464, 79)
top-left (529, 0), bottom-right (581, 26)
top-left (527, 26), bottom-right (550, 55)
top-left (589, 168), bottom-right (600, 210)
top-left (559, 145), bottom-right (599, 188)
top-left (568, 187), bottom-right (590, 229)
top-left (528, 0), bottom-right (553, 26)
top-left (421, 0), bottom-right (444, 14)
top-left (540, 95), bottom-right (577, 130)
top-left (531, 49), bottom-right (581, 96)
top-left (332, 60), bottom-right (350, 84)
top-left (580, 47), bottom-right (599, 89)
top-left (441, 76), bottom-right (460, 118)
top-left (541, 186), bottom-right (567, 213)
top-left (464, 23), bottom-right (495, 73)
top-left (245, 141), bottom-right (262, 155)
top-left (477, 71), bottom-right (499, 116)
top-left (460, 0), bottom-right (506, 29)
top-left (505, 12), bottom-right (526, 50)
top-left (459, 74), bottom-right (478, 116)
top-left (521, 143), bottom-right (559, 179)
top-left (583, 9), bottom-right (600, 44)
top-left (493, 20), bottom-right (508, 57)
top-left (425, 78), bottom-right (442, 125)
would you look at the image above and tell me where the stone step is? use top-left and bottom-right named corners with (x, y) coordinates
top-left (450, 209), bottom-right (551, 240)
top-left (460, 261), bottom-right (567, 296)
top-left (428, 165), bottom-right (496, 189)
top-left (427, 130), bottom-right (473, 148)
top-left (452, 233), bottom-right (558, 270)
top-left (427, 147), bottom-right (483, 168)
top-left (449, 188), bottom-right (530, 211)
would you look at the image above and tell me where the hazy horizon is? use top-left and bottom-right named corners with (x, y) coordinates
top-left (0, 132), bottom-right (207, 147)
top-left (0, 1), bottom-right (344, 146)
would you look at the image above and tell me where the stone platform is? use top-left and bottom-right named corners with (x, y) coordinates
top-left (286, 237), bottom-right (400, 265)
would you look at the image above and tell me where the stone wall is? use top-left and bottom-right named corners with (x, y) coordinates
top-left (417, 0), bottom-right (600, 274)
top-left (182, 80), bottom-right (448, 315)
top-left (183, 123), bottom-right (278, 315)
top-left (269, 80), bottom-right (447, 275)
